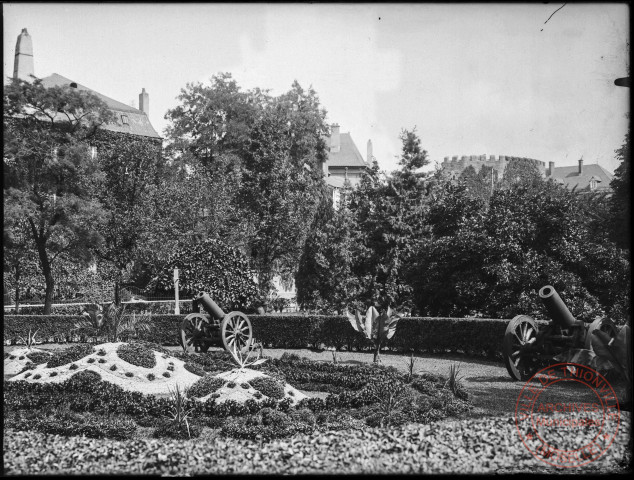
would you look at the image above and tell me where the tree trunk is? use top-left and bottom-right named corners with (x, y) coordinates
top-left (373, 341), bottom-right (381, 364)
top-left (30, 220), bottom-right (54, 315)
top-left (14, 264), bottom-right (21, 314)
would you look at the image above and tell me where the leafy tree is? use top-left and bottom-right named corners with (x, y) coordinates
top-left (609, 125), bottom-right (630, 250)
top-left (501, 157), bottom-right (543, 187)
top-left (147, 238), bottom-right (259, 312)
top-left (4, 78), bottom-right (114, 314)
top-left (296, 191), bottom-right (357, 314)
top-left (3, 220), bottom-right (40, 312)
top-left (91, 131), bottom-right (164, 275)
top-left (165, 75), bottom-right (329, 297)
top-left (347, 128), bottom-right (435, 312)
top-left (413, 177), bottom-right (628, 322)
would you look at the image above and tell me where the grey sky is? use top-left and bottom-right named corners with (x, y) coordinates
top-left (3, 3), bottom-right (629, 174)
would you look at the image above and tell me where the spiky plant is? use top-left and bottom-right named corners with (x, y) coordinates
top-left (228, 339), bottom-right (267, 371)
top-left (346, 306), bottom-right (403, 363)
top-left (102, 303), bottom-right (152, 342)
top-left (165, 384), bottom-right (195, 439)
top-left (446, 363), bottom-right (464, 397)
top-left (404, 352), bottom-right (417, 383)
top-left (74, 304), bottom-right (106, 343)
top-left (18, 328), bottom-right (39, 349)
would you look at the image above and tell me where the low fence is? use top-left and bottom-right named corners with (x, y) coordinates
top-left (3, 314), bottom-right (544, 359)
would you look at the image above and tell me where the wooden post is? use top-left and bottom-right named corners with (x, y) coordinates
top-left (174, 268), bottom-right (180, 315)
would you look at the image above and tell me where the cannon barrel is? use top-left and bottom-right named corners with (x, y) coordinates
top-left (195, 292), bottom-right (225, 320)
top-left (538, 285), bottom-right (578, 328)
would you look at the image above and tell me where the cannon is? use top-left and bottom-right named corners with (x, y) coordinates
top-left (178, 292), bottom-right (253, 354)
top-left (503, 285), bottom-right (618, 380)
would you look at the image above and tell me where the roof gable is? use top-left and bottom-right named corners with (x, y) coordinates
top-left (549, 164), bottom-right (613, 191)
top-left (40, 73), bottom-right (160, 139)
top-left (327, 132), bottom-right (367, 168)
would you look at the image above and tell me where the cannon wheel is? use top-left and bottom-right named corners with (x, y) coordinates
top-left (503, 315), bottom-right (539, 381)
top-left (179, 313), bottom-right (211, 354)
top-left (585, 318), bottom-right (618, 351)
top-left (221, 311), bottom-right (253, 354)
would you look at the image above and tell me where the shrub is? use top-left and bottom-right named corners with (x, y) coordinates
top-left (187, 376), bottom-right (225, 398)
top-left (147, 373), bottom-right (156, 381)
top-left (253, 391), bottom-right (262, 399)
top-left (260, 407), bottom-right (289, 426)
top-left (47, 344), bottom-right (93, 368)
top-left (241, 382), bottom-right (250, 389)
top-left (24, 372), bottom-right (32, 378)
top-left (87, 358), bottom-right (96, 363)
top-left (9, 355), bottom-right (16, 360)
top-left (116, 343), bottom-right (156, 368)
top-left (97, 349), bottom-right (106, 356)
top-left (220, 413), bottom-right (314, 441)
top-left (153, 419), bottom-right (202, 440)
top-left (49, 372), bottom-right (58, 377)
top-left (98, 358), bottom-right (107, 364)
top-left (249, 376), bottom-right (285, 399)
top-left (167, 365), bottom-right (175, 372)
top-left (163, 371), bottom-right (171, 378)
top-left (183, 363), bottom-right (205, 377)
top-left (226, 382), bottom-right (236, 389)
top-left (289, 408), bottom-right (316, 426)
top-left (125, 372), bottom-right (134, 377)
top-left (33, 374), bottom-right (41, 380)
top-left (17, 411), bottom-right (138, 440)
top-left (110, 365), bottom-right (117, 371)
top-left (69, 364), bottom-right (78, 370)
top-left (18, 356), bottom-right (25, 360)
top-left (25, 351), bottom-right (51, 365)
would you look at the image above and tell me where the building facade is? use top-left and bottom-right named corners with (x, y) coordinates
top-left (440, 154), bottom-right (612, 193)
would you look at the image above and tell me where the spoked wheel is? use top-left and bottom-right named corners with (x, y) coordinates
top-left (221, 311), bottom-right (253, 354)
top-left (585, 318), bottom-right (618, 350)
top-left (503, 315), bottom-right (540, 381)
top-left (179, 313), bottom-right (211, 353)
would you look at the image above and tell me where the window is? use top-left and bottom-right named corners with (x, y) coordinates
top-left (589, 179), bottom-right (597, 191)
top-left (121, 114), bottom-right (129, 125)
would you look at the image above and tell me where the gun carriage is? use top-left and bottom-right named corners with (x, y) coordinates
top-left (178, 292), bottom-right (253, 354)
top-left (503, 285), bottom-right (618, 380)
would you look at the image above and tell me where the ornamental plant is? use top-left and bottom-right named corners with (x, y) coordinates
top-left (346, 306), bottom-right (403, 363)
top-left (17, 328), bottom-right (39, 349)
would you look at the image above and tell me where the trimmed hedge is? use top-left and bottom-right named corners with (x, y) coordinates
top-left (4, 314), bottom-right (548, 359)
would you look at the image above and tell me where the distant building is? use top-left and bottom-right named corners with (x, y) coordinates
top-left (11, 28), bottom-right (160, 140)
top-left (320, 124), bottom-right (372, 209)
top-left (546, 158), bottom-right (613, 193)
top-left (440, 154), bottom-right (612, 193)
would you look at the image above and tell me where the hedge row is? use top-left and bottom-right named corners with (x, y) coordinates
top-left (3, 314), bottom-right (548, 359)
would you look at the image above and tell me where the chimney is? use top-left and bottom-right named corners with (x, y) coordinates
top-left (548, 161), bottom-right (555, 176)
top-left (330, 124), bottom-right (340, 153)
top-left (139, 88), bottom-right (149, 115)
top-left (13, 28), bottom-right (34, 82)
top-left (578, 157), bottom-right (583, 175)
top-left (367, 140), bottom-right (373, 164)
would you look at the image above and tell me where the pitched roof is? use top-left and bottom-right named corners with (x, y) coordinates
top-left (326, 175), bottom-right (350, 189)
top-left (327, 132), bottom-right (367, 168)
top-left (548, 163), bottom-right (613, 192)
top-left (40, 73), bottom-right (161, 139)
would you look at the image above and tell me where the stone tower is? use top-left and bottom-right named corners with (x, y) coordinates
top-left (13, 28), bottom-right (35, 82)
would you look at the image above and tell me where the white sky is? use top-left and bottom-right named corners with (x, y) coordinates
top-left (3, 3), bottom-right (630, 174)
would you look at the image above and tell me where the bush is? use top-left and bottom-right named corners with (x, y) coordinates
top-left (249, 376), bottom-right (285, 399)
top-left (25, 351), bottom-right (51, 365)
top-left (47, 344), bottom-right (93, 368)
top-left (183, 363), bottom-right (205, 377)
top-left (187, 376), bottom-right (225, 398)
top-left (152, 419), bottom-right (202, 440)
top-left (3, 314), bottom-right (536, 359)
top-left (116, 343), bottom-right (156, 368)
top-left (5, 410), bottom-right (138, 440)
top-left (147, 373), bottom-right (155, 381)
top-left (162, 372), bottom-right (170, 378)
top-left (110, 365), bottom-right (117, 371)
top-left (98, 358), bottom-right (107, 364)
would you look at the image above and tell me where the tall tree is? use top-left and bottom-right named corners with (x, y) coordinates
top-left (501, 157), bottom-right (543, 187)
top-left (3, 78), bottom-right (113, 314)
top-left (609, 125), bottom-right (630, 250)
